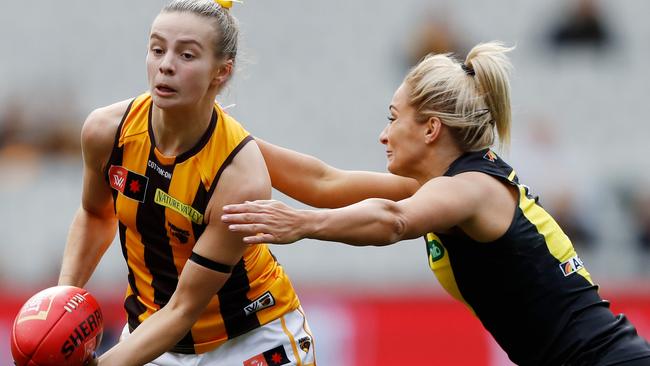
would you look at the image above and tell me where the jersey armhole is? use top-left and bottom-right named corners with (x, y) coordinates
top-left (102, 98), bottom-right (136, 179)
top-left (206, 135), bottom-right (255, 200)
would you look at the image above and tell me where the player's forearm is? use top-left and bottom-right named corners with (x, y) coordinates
top-left (307, 198), bottom-right (406, 246)
top-left (97, 305), bottom-right (196, 366)
top-left (257, 139), bottom-right (332, 205)
top-left (98, 261), bottom-right (225, 366)
top-left (257, 139), bottom-right (419, 209)
top-left (58, 207), bottom-right (116, 287)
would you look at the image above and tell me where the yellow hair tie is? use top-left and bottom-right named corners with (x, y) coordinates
top-left (214, 0), bottom-right (242, 9)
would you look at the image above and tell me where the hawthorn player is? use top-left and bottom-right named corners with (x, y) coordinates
top-left (57, 1), bottom-right (315, 365)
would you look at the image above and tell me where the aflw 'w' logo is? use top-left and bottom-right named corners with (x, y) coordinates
top-left (109, 166), bottom-right (128, 191)
top-left (112, 175), bottom-right (125, 190)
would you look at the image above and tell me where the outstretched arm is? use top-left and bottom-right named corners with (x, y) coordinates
top-left (97, 142), bottom-right (271, 366)
top-left (257, 138), bottom-right (419, 208)
top-left (222, 175), bottom-right (482, 246)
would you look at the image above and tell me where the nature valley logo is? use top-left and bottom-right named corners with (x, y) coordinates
top-left (426, 232), bottom-right (445, 262)
top-left (154, 189), bottom-right (204, 225)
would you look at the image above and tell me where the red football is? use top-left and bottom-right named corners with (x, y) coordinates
top-left (11, 286), bottom-right (103, 366)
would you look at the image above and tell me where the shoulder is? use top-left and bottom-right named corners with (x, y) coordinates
top-left (81, 98), bottom-right (133, 170)
top-left (418, 172), bottom-right (498, 209)
top-left (454, 171), bottom-right (509, 198)
top-left (226, 140), bottom-right (269, 192)
top-left (205, 140), bottom-right (270, 221)
top-left (81, 99), bottom-right (132, 146)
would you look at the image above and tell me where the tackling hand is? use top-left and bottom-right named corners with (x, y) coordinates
top-left (222, 200), bottom-right (311, 244)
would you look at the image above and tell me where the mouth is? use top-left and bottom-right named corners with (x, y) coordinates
top-left (154, 83), bottom-right (177, 96)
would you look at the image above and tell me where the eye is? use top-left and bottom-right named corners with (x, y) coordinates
top-left (150, 46), bottom-right (164, 56)
top-left (181, 52), bottom-right (195, 60)
top-left (387, 115), bottom-right (396, 124)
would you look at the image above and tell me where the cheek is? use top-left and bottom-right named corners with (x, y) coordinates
top-left (184, 65), bottom-right (213, 89)
top-left (387, 125), bottom-right (403, 145)
top-left (145, 56), bottom-right (158, 82)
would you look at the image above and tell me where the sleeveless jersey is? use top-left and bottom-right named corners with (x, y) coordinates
top-left (425, 149), bottom-right (650, 365)
top-left (105, 93), bottom-right (300, 354)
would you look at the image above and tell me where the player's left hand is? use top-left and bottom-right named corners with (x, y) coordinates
top-left (222, 200), bottom-right (310, 244)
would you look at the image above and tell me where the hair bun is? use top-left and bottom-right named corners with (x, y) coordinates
top-left (214, 0), bottom-right (241, 9)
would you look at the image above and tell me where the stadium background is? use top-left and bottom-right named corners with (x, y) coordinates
top-left (1, 0), bottom-right (649, 364)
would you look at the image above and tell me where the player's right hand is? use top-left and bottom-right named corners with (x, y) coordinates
top-left (222, 200), bottom-right (310, 244)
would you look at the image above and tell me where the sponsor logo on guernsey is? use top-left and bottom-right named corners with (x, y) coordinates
top-left (426, 232), bottom-right (445, 262)
top-left (168, 222), bottom-right (190, 244)
top-left (559, 255), bottom-right (584, 276)
top-left (147, 160), bottom-right (172, 180)
top-left (108, 165), bottom-right (149, 202)
top-left (483, 150), bottom-right (498, 162)
top-left (243, 345), bottom-right (290, 366)
top-left (244, 291), bottom-right (276, 316)
top-left (154, 189), bottom-right (204, 224)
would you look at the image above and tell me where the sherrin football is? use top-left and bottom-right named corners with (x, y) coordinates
top-left (11, 286), bottom-right (103, 366)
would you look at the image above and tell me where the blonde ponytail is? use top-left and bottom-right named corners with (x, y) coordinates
top-left (464, 42), bottom-right (513, 149)
top-left (404, 41), bottom-right (514, 151)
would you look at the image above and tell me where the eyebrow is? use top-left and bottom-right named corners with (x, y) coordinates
top-left (150, 33), bottom-right (204, 50)
top-left (389, 105), bottom-right (398, 112)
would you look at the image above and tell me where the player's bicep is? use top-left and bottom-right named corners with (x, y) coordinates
top-left (79, 109), bottom-right (119, 218)
top-left (397, 176), bottom-right (481, 238)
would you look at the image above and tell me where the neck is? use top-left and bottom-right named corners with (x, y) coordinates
top-left (151, 99), bottom-right (215, 157)
top-left (415, 145), bottom-right (464, 185)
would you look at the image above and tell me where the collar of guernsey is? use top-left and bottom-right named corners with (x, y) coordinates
top-left (105, 92), bottom-right (301, 354)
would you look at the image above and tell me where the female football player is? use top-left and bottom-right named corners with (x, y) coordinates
top-left (223, 42), bottom-right (650, 365)
top-left (58, 1), bottom-right (315, 365)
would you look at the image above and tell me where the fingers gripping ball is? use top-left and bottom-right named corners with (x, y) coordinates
top-left (11, 286), bottom-right (103, 366)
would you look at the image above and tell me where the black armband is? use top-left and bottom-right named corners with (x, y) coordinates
top-left (189, 252), bottom-right (234, 273)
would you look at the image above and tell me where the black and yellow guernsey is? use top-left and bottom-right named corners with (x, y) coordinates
top-left (425, 149), bottom-right (650, 365)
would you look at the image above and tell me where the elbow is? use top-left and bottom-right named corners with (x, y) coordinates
top-left (374, 201), bottom-right (407, 246)
top-left (165, 299), bottom-right (203, 328)
top-left (386, 213), bottom-right (407, 245)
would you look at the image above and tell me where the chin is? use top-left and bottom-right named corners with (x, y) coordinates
top-left (386, 161), bottom-right (399, 175)
top-left (151, 94), bottom-right (179, 110)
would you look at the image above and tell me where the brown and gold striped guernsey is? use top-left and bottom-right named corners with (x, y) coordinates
top-left (104, 93), bottom-right (300, 354)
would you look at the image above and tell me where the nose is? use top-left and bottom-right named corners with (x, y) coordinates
top-left (379, 124), bottom-right (389, 145)
top-left (159, 53), bottom-right (175, 76)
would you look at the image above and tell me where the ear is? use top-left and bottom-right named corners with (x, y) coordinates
top-left (424, 116), bottom-right (442, 144)
top-left (211, 59), bottom-right (234, 87)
